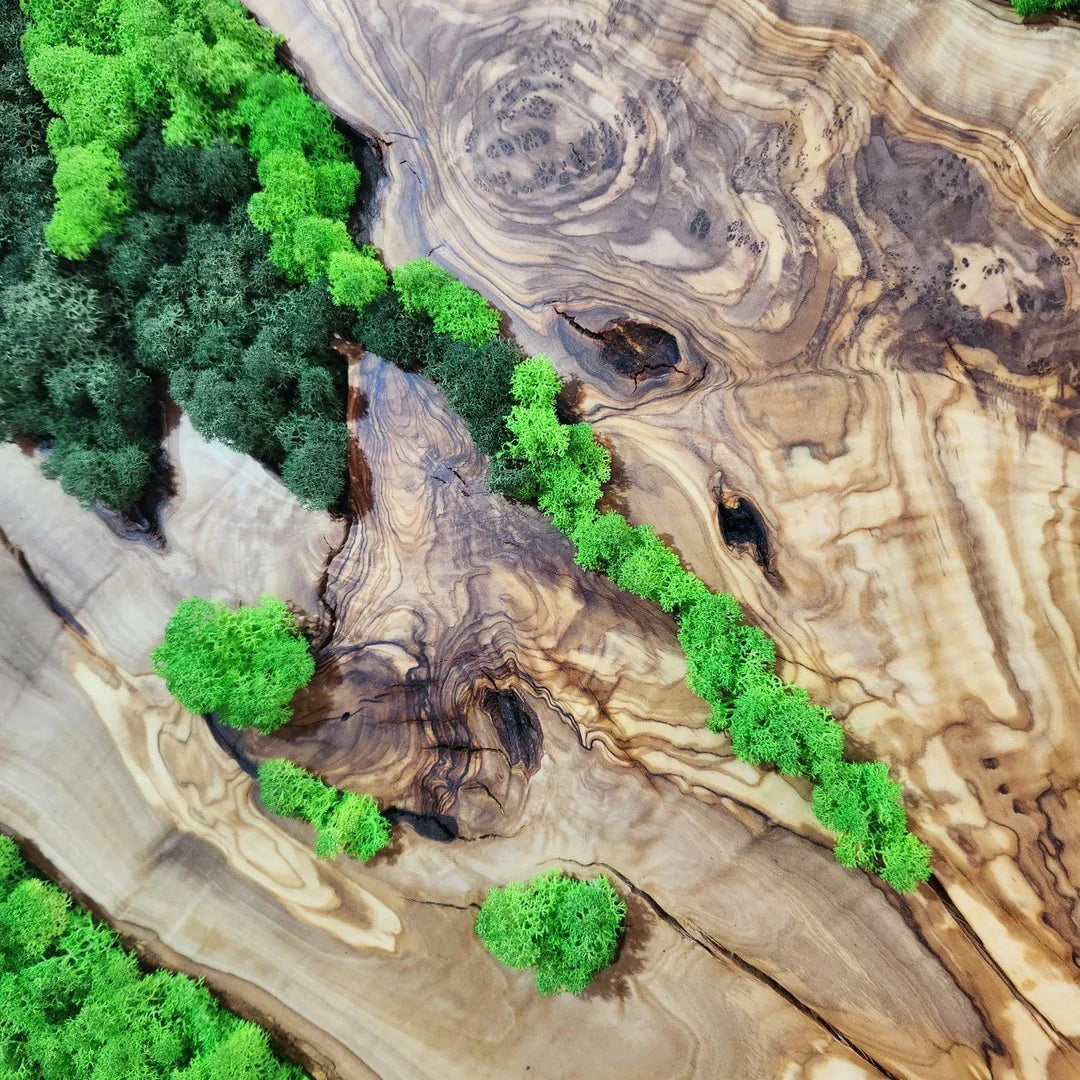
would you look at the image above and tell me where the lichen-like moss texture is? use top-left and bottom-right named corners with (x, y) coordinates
top-left (257, 759), bottom-right (391, 861)
top-left (152, 596), bottom-right (314, 734)
top-left (475, 870), bottom-right (626, 996)
top-left (0, 835), bottom-right (306, 1079)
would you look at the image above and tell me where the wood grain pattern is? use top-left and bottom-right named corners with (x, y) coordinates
top-left (0, 403), bottom-right (911, 1080)
top-left (238, 0), bottom-right (1080, 1070)
top-left (2, 0), bottom-right (1080, 1076)
top-left (0, 347), bottom-right (1074, 1078)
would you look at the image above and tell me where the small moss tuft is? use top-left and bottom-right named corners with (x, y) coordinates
top-left (475, 869), bottom-right (626, 995)
top-left (257, 759), bottom-right (391, 862)
top-left (392, 258), bottom-right (500, 346)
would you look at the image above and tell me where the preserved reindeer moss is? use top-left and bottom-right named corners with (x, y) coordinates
top-left (152, 596), bottom-right (314, 734)
top-left (2, 2), bottom-right (352, 512)
top-left (21, 0), bottom-right (387, 307)
top-left (392, 258), bottom-right (500, 346)
top-left (257, 759), bottom-right (391, 861)
top-left (475, 870), bottom-right (626, 996)
top-left (0, 835), bottom-right (306, 1080)
top-left (502, 356), bottom-right (932, 893)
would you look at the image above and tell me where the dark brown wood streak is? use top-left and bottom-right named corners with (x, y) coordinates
top-left (2, 0), bottom-right (1080, 1075)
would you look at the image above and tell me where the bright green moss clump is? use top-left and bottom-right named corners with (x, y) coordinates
top-left (153, 596), bottom-right (314, 734)
top-left (0, 835), bottom-right (306, 1080)
top-left (500, 355), bottom-right (932, 893)
top-left (257, 759), bottom-right (391, 861)
top-left (392, 258), bottom-right (501, 346)
top-left (475, 870), bottom-right (626, 996)
top-left (1010, 0), bottom-right (1077, 15)
top-left (502, 356), bottom-right (608, 533)
top-left (20, 0), bottom-right (388, 310)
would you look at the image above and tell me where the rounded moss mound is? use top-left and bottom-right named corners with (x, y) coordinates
top-left (475, 869), bottom-right (626, 996)
top-left (152, 595), bottom-right (314, 734)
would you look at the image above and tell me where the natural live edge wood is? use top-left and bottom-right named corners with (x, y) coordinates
top-left (2, 0), bottom-right (1078, 1076)
top-left (2, 411), bottom-right (901, 1080)
top-left (3, 347), bottom-right (1074, 1077)
top-left (236, 0), bottom-right (1080, 1071)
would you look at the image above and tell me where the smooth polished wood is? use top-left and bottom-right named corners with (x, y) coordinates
top-left (243, 0), bottom-right (1080, 1072)
top-left (2, 0), bottom-right (1079, 1075)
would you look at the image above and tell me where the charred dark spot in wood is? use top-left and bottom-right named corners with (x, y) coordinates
top-left (206, 717), bottom-right (259, 778)
top-left (717, 494), bottom-right (770, 567)
top-left (557, 309), bottom-right (681, 381)
top-left (688, 208), bottom-right (712, 241)
top-left (481, 687), bottom-right (543, 772)
top-left (384, 807), bottom-right (460, 842)
top-left (598, 320), bottom-right (681, 379)
top-left (332, 113), bottom-right (386, 249)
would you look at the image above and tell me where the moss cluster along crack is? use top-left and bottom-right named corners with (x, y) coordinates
top-left (256, 759), bottom-right (392, 861)
top-left (347, 266), bottom-right (931, 891)
top-left (0, 835), bottom-right (307, 1079)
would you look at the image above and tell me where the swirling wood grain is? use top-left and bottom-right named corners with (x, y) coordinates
top-left (0, 412), bottom-right (907, 1079)
top-left (230, 0), bottom-right (1080, 1072)
top-left (2, 0), bottom-right (1080, 1073)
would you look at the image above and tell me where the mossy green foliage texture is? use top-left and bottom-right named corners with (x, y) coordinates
top-left (19, 0), bottom-right (385, 302)
top-left (474, 870), bottom-right (626, 996)
top-left (8, 0), bottom-right (931, 892)
top-left (152, 596), bottom-right (314, 734)
top-left (5, 0), bottom-right (387, 512)
top-left (392, 258), bottom-right (501, 346)
top-left (498, 355), bottom-right (931, 892)
top-left (256, 759), bottom-right (391, 861)
top-left (0, 6), bottom-right (155, 511)
top-left (0, 835), bottom-right (305, 1080)
top-left (1010, 0), bottom-right (1076, 15)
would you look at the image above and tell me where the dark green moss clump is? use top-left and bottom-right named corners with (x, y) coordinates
top-left (353, 286), bottom-right (530, 496)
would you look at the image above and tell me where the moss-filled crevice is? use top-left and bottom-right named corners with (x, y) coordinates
top-left (6, 0), bottom-right (931, 896)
